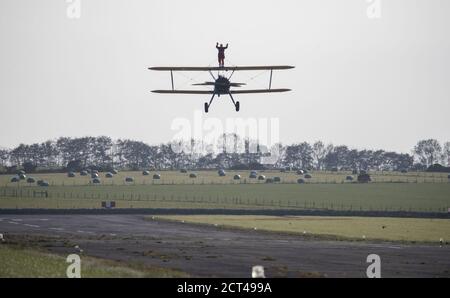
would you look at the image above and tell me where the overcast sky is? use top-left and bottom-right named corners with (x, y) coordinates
top-left (0, 0), bottom-right (449, 153)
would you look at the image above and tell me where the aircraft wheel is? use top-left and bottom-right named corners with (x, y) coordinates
top-left (235, 101), bottom-right (240, 112)
top-left (204, 102), bottom-right (209, 113)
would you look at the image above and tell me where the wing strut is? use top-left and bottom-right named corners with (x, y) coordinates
top-left (170, 70), bottom-right (174, 91)
top-left (269, 69), bottom-right (273, 90)
top-left (208, 70), bottom-right (216, 81)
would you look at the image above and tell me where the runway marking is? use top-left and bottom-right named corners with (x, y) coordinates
top-left (77, 230), bottom-right (95, 235)
top-left (49, 227), bottom-right (64, 231)
top-left (109, 233), bottom-right (117, 236)
top-left (24, 224), bottom-right (40, 228)
top-left (11, 219), bottom-right (23, 222)
top-left (8, 222), bottom-right (19, 225)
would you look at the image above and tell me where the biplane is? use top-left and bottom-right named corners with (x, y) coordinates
top-left (149, 65), bottom-right (294, 113)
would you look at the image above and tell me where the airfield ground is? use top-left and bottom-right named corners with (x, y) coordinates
top-left (0, 171), bottom-right (449, 277)
top-left (0, 215), bottom-right (449, 278)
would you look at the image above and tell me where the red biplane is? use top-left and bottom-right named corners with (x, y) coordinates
top-left (149, 65), bottom-right (294, 113)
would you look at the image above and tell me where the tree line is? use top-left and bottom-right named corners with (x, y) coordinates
top-left (0, 136), bottom-right (449, 173)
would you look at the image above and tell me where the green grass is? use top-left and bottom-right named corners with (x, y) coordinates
top-left (0, 245), bottom-right (188, 278)
top-left (158, 215), bottom-right (450, 243)
top-left (1, 183), bottom-right (449, 212)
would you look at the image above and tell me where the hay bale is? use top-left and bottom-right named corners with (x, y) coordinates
top-left (297, 170), bottom-right (304, 175)
top-left (258, 175), bottom-right (266, 181)
top-left (80, 170), bottom-right (88, 176)
top-left (19, 174), bottom-right (26, 180)
top-left (18, 170), bottom-right (26, 175)
top-left (180, 169), bottom-right (188, 174)
top-left (249, 173), bottom-right (257, 179)
top-left (92, 178), bottom-right (101, 184)
top-left (346, 176), bottom-right (354, 181)
top-left (142, 170), bottom-right (150, 176)
top-left (27, 177), bottom-right (36, 184)
top-left (233, 174), bottom-right (241, 180)
top-left (125, 177), bottom-right (134, 183)
top-left (189, 173), bottom-right (197, 178)
top-left (153, 174), bottom-right (161, 180)
top-left (297, 178), bottom-right (305, 184)
top-left (357, 173), bottom-right (371, 183)
top-left (37, 180), bottom-right (49, 187)
top-left (274, 177), bottom-right (281, 182)
top-left (91, 173), bottom-right (99, 179)
top-left (265, 178), bottom-right (274, 184)
top-left (218, 169), bottom-right (226, 177)
top-left (250, 170), bottom-right (258, 176)
top-left (305, 174), bottom-right (312, 179)
top-left (111, 169), bottom-right (119, 175)
top-left (10, 176), bottom-right (20, 183)
top-left (105, 172), bottom-right (114, 178)
top-left (67, 172), bottom-right (76, 178)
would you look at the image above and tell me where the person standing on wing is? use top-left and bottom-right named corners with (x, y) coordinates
top-left (216, 42), bottom-right (228, 67)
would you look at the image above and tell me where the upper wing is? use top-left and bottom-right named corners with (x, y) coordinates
top-left (231, 89), bottom-right (291, 94)
top-left (149, 66), bottom-right (294, 71)
top-left (152, 90), bottom-right (214, 94)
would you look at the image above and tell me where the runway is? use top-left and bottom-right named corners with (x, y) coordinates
top-left (1, 215), bottom-right (449, 277)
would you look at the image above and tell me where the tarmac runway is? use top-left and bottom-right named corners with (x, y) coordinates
top-left (1, 214), bottom-right (449, 277)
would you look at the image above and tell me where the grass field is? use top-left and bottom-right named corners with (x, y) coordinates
top-left (0, 245), bottom-right (188, 278)
top-left (157, 215), bottom-right (450, 243)
top-left (0, 171), bottom-right (449, 212)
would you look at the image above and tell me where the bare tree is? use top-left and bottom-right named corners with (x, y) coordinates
top-left (312, 141), bottom-right (330, 170)
top-left (413, 139), bottom-right (442, 167)
top-left (442, 142), bottom-right (450, 166)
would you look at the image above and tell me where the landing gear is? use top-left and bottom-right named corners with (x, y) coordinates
top-left (229, 93), bottom-right (240, 112)
top-left (204, 93), bottom-right (216, 113)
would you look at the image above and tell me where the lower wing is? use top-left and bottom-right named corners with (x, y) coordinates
top-left (151, 89), bottom-right (291, 94)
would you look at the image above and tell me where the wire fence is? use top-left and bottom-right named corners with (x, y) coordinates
top-left (0, 187), bottom-right (448, 213)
